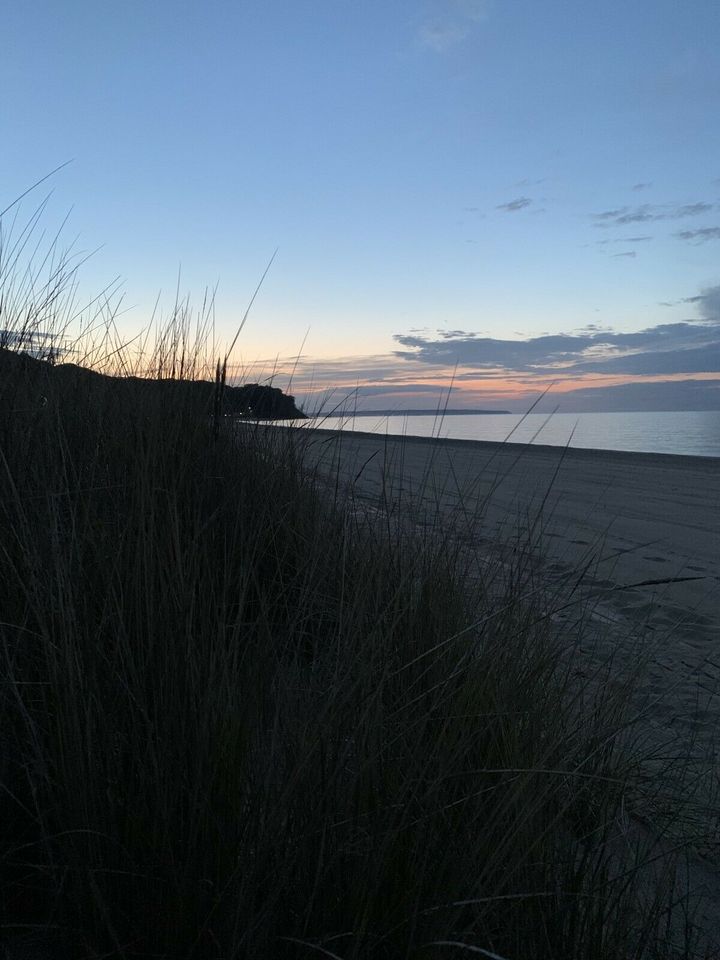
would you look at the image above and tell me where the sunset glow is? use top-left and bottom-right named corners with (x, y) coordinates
top-left (2, 1), bottom-right (719, 412)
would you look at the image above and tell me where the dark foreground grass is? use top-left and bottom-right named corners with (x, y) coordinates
top-left (0, 350), bottom-right (711, 960)
top-left (0, 215), bottom-right (712, 957)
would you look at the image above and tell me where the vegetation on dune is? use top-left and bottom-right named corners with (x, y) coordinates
top-left (0, 347), bottom-right (306, 421)
top-left (0, 209), bottom-right (714, 959)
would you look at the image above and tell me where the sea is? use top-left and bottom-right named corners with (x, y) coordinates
top-left (300, 410), bottom-right (720, 458)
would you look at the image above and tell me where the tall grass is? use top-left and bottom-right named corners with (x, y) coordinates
top-left (0, 209), bottom-right (714, 958)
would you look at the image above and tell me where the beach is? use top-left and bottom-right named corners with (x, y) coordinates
top-left (302, 427), bottom-right (720, 771)
top-left (302, 429), bottom-right (719, 634)
top-left (299, 427), bottom-right (720, 938)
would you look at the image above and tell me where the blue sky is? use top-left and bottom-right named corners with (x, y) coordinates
top-left (3, 0), bottom-right (720, 410)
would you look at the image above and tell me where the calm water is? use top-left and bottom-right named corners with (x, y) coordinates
top-left (303, 411), bottom-right (720, 458)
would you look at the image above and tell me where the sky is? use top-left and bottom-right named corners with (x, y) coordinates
top-left (2, 0), bottom-right (720, 412)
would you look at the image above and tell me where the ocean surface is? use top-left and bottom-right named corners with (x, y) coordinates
top-left (302, 410), bottom-right (720, 458)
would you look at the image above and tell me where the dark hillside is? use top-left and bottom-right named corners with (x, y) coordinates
top-left (0, 347), bottom-right (306, 420)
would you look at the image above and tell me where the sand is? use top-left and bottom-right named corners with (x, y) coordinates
top-left (301, 427), bottom-right (720, 932)
top-left (294, 426), bottom-right (720, 948)
top-left (302, 428), bottom-right (719, 637)
top-left (301, 429), bottom-right (720, 738)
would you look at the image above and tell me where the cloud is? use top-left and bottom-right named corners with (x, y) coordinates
top-left (595, 236), bottom-right (652, 245)
top-left (418, 0), bottom-right (490, 51)
top-left (418, 21), bottom-right (468, 50)
top-left (611, 251), bottom-right (637, 258)
top-left (439, 328), bottom-right (477, 338)
top-left (613, 210), bottom-right (656, 224)
top-left (699, 284), bottom-right (720, 319)
top-left (593, 202), bottom-right (714, 227)
top-left (675, 226), bottom-right (720, 243)
top-left (393, 288), bottom-right (720, 378)
top-left (659, 284), bottom-right (720, 315)
top-left (674, 203), bottom-right (715, 217)
top-left (259, 285), bottom-right (720, 415)
top-left (659, 295), bottom-right (706, 307)
top-left (594, 208), bottom-right (628, 221)
top-left (496, 197), bottom-right (533, 213)
top-left (632, 182), bottom-right (653, 191)
top-left (531, 378), bottom-right (720, 413)
top-left (327, 383), bottom-right (443, 398)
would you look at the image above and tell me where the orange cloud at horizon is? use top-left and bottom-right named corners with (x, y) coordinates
top-left (453, 370), bottom-right (720, 399)
top-left (292, 369), bottom-right (720, 404)
top-left (225, 349), bottom-right (720, 410)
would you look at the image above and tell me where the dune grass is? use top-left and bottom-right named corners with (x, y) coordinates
top-left (0, 214), bottom-right (714, 958)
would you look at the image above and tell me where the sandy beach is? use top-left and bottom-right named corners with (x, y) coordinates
top-left (301, 429), bottom-right (720, 772)
top-left (301, 428), bottom-right (720, 737)
top-left (302, 428), bottom-right (719, 637)
top-left (298, 426), bottom-right (720, 940)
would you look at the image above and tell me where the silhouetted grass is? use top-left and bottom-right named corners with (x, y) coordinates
top-left (0, 211), bottom-right (715, 958)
